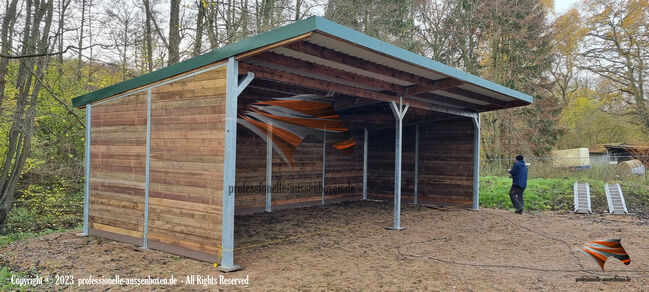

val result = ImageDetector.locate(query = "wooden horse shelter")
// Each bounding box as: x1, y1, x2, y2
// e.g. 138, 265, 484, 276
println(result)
72, 16, 533, 271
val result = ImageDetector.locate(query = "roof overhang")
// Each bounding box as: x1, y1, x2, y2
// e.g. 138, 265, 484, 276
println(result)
72, 16, 533, 111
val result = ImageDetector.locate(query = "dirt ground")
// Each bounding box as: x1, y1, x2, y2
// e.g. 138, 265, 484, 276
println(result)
2, 200, 649, 291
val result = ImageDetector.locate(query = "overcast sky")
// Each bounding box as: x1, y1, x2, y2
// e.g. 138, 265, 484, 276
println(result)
555, 0, 580, 14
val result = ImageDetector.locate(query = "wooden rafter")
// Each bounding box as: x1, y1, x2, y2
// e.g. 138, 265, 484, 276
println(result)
416, 92, 485, 111
444, 87, 508, 107
249, 52, 406, 94
405, 78, 464, 95
239, 62, 478, 117
284, 41, 450, 90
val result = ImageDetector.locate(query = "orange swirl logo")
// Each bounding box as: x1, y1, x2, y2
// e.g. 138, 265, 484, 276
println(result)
581, 239, 631, 272
238, 94, 355, 168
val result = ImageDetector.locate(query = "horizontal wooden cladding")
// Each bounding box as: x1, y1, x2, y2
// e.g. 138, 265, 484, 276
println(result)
418, 118, 475, 201
235, 125, 363, 212
366, 118, 475, 202
148, 66, 226, 254
89, 91, 147, 240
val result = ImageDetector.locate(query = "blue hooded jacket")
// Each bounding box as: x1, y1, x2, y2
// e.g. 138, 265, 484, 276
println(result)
509, 160, 528, 189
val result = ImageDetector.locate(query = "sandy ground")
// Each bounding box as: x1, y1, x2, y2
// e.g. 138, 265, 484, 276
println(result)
2, 200, 649, 291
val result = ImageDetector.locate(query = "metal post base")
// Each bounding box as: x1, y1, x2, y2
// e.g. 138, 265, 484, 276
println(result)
385, 226, 405, 231
217, 264, 244, 272
138, 246, 149, 250
76, 232, 88, 237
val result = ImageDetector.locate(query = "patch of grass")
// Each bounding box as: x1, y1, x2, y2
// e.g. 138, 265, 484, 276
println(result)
0, 226, 79, 247
0, 267, 28, 291
480, 176, 649, 213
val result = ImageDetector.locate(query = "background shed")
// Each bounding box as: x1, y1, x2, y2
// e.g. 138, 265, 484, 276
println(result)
72, 16, 533, 271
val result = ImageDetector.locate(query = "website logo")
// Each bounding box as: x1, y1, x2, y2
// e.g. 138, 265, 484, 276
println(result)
580, 239, 631, 272
238, 94, 355, 167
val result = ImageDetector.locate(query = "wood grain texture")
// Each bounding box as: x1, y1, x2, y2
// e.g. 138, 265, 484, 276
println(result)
89, 92, 147, 239
148, 66, 227, 250
367, 118, 475, 206
234, 121, 363, 213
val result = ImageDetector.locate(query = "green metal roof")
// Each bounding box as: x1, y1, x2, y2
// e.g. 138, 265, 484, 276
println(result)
72, 16, 533, 108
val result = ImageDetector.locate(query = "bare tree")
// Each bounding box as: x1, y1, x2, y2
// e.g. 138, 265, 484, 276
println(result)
168, 0, 181, 64
579, 0, 649, 133
0, 0, 55, 228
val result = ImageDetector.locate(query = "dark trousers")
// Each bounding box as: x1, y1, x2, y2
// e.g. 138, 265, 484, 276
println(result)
509, 185, 525, 210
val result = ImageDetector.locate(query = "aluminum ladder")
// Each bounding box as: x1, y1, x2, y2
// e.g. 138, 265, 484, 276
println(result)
605, 183, 628, 215
573, 182, 591, 213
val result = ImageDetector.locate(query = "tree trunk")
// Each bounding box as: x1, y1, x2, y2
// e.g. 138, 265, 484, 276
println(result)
192, 0, 206, 56
143, 0, 154, 71
168, 0, 181, 65
0, 0, 54, 229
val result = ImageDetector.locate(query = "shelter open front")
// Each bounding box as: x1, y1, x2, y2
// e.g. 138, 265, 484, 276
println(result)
71, 16, 532, 271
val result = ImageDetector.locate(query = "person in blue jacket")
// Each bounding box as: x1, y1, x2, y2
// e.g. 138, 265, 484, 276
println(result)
508, 154, 528, 214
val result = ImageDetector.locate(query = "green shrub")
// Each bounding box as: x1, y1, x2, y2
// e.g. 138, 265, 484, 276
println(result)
3, 180, 82, 234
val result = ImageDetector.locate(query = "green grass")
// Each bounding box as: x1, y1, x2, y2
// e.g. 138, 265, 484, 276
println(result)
0, 267, 30, 291
0, 226, 79, 247
480, 176, 649, 213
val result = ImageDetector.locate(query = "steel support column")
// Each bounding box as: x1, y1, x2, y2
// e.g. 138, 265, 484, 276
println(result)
362, 128, 368, 200
414, 124, 419, 205
265, 122, 272, 212
388, 97, 409, 230
141, 88, 152, 248
321, 129, 326, 205
79, 104, 92, 236
471, 115, 480, 210
220, 57, 254, 272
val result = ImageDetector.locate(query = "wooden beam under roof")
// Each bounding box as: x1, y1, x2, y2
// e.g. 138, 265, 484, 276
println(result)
405, 78, 464, 95
239, 62, 478, 118
416, 92, 485, 111
249, 52, 406, 94
284, 41, 454, 90
443, 87, 508, 107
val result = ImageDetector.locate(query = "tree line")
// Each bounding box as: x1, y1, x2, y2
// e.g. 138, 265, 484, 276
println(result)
0, 0, 647, 228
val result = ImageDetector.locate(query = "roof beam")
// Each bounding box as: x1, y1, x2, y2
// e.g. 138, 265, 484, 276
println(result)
444, 87, 508, 107
284, 41, 449, 90
239, 62, 478, 118
249, 52, 406, 94
415, 92, 485, 111
405, 78, 464, 95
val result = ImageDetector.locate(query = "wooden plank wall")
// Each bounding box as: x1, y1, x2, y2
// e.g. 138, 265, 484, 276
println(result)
234, 127, 364, 213
147, 66, 226, 255
89, 92, 147, 241
367, 118, 474, 206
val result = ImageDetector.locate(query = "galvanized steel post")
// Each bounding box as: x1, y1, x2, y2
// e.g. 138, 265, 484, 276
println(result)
472, 115, 480, 210
362, 128, 368, 200
81, 104, 92, 236
389, 97, 409, 230
220, 57, 253, 272
321, 128, 326, 205
414, 124, 419, 205
142, 88, 152, 248
265, 122, 272, 212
